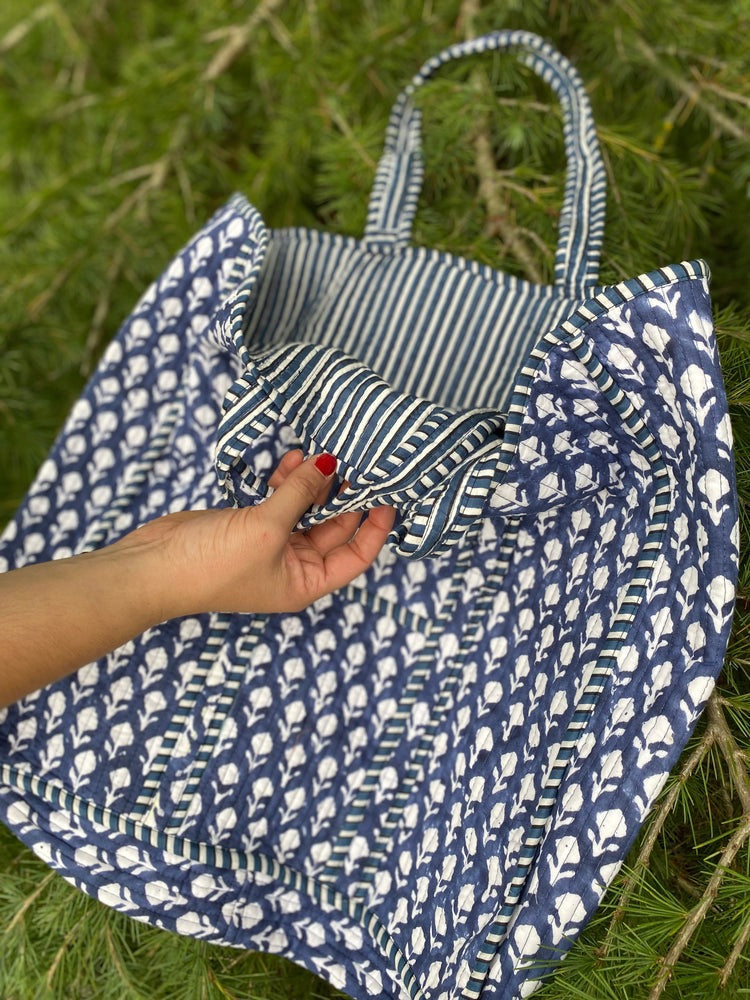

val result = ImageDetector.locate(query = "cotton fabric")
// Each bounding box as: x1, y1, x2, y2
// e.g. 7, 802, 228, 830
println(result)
0, 31, 738, 1000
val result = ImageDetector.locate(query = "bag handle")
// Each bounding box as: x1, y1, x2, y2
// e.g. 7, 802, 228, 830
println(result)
364, 30, 606, 295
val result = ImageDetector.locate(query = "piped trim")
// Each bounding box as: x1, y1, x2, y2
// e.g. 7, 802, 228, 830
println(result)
462, 263, 706, 996
0, 760, 425, 1000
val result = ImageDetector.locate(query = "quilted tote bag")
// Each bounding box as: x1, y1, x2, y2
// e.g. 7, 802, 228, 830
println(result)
0, 29, 739, 1000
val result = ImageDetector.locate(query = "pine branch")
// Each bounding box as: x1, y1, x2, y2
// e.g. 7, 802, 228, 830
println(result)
323, 97, 378, 171
104, 924, 140, 997
82, 245, 126, 376
720, 910, 750, 988
202, 0, 287, 83
104, 121, 187, 230
707, 694, 750, 815
45, 2, 86, 61
634, 37, 750, 143
0, 4, 54, 54
48, 93, 100, 121
600, 725, 716, 955
601, 691, 750, 986
46, 912, 88, 991
306, 0, 320, 45
5, 871, 56, 934
647, 812, 750, 999
690, 66, 750, 111
0, 2, 87, 92
175, 157, 197, 227
472, 129, 546, 282
455, 0, 481, 37
646, 692, 750, 998
27, 249, 88, 321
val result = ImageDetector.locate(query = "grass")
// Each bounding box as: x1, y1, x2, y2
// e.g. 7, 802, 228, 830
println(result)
0, 0, 749, 997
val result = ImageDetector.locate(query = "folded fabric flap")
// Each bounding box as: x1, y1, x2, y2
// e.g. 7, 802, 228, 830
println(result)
214, 339, 508, 558
213, 332, 649, 559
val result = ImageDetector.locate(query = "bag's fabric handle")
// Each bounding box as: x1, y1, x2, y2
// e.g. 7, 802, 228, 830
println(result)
364, 30, 606, 295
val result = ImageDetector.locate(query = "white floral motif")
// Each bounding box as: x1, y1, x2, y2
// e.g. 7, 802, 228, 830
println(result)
0, 177, 738, 1000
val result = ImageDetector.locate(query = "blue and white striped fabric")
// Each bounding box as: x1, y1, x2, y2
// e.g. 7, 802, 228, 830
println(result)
0, 30, 738, 1000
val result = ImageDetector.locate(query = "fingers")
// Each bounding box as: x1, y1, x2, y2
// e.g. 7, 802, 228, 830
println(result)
265, 452, 398, 595
267, 449, 359, 527
311, 504, 397, 593
262, 452, 339, 531
268, 449, 335, 506
267, 448, 304, 489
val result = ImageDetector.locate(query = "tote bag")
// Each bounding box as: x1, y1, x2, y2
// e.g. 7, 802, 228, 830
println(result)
0, 30, 738, 1000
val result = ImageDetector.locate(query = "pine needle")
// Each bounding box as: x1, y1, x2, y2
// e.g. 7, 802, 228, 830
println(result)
1, 1, 749, 997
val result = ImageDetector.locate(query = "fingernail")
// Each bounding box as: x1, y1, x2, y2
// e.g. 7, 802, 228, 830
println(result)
314, 453, 337, 477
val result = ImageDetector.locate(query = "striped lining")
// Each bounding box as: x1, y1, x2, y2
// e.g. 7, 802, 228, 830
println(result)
241, 233, 584, 418
235, 32, 606, 425
216, 340, 506, 558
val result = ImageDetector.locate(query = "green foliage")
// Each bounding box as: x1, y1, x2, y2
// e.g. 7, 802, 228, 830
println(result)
0, 843, 344, 999
1, 0, 749, 997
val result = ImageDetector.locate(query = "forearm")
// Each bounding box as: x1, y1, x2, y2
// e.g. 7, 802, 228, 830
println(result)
0, 538, 169, 709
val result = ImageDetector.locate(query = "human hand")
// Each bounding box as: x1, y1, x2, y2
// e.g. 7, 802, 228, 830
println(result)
0, 450, 396, 708
117, 449, 397, 618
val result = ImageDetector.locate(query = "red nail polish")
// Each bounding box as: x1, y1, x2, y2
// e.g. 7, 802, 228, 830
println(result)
314, 453, 337, 477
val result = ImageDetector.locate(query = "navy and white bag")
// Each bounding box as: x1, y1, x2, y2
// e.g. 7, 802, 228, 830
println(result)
0, 30, 738, 1000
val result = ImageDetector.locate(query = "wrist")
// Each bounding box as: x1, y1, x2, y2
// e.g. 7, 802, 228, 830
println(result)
111, 510, 224, 621
108, 526, 180, 625
0, 534, 177, 708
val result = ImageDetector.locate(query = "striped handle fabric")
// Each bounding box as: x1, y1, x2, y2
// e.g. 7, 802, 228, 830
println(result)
215, 340, 507, 559
364, 30, 607, 296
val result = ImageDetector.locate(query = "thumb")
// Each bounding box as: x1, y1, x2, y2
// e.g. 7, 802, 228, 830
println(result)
262, 452, 337, 530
